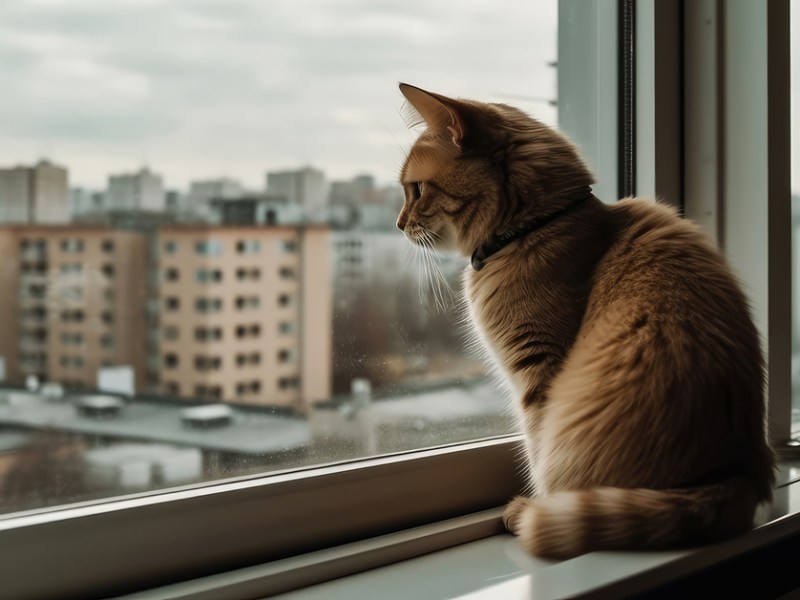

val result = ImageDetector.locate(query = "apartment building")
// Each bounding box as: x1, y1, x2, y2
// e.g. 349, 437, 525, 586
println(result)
266, 167, 327, 217
107, 168, 165, 212
0, 226, 148, 390
0, 160, 70, 224
156, 225, 331, 413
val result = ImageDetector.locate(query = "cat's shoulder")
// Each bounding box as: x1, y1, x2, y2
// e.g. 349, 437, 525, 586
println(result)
609, 197, 705, 243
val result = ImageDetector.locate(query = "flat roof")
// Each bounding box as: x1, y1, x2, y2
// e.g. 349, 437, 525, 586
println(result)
0, 392, 310, 455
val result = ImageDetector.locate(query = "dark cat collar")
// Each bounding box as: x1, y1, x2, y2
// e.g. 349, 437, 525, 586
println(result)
470, 187, 594, 272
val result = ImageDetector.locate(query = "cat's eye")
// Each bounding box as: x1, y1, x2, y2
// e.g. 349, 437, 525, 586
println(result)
411, 181, 424, 200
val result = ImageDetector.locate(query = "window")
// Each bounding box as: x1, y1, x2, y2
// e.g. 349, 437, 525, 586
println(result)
194, 356, 222, 371
195, 239, 223, 256
278, 293, 292, 307
101, 239, 115, 253
277, 376, 299, 390
60, 263, 83, 275
59, 238, 84, 252
196, 268, 223, 283
101, 264, 115, 278
164, 268, 180, 282
236, 239, 261, 254
278, 348, 296, 363
195, 297, 223, 313
6, 4, 796, 599
280, 239, 297, 253
163, 326, 179, 341
235, 295, 260, 310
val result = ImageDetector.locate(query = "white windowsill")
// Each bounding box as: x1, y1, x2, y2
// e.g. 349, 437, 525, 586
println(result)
118, 468, 800, 600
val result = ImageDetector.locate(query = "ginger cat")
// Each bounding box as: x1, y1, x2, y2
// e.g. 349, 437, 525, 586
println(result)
396, 83, 774, 559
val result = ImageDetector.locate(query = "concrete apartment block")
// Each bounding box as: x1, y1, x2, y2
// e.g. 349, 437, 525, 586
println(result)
157, 225, 331, 412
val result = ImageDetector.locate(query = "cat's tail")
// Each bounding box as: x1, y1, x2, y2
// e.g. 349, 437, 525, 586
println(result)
505, 480, 762, 559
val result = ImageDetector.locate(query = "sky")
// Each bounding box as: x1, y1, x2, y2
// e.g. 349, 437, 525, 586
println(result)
0, 0, 559, 190
0, 1, 796, 194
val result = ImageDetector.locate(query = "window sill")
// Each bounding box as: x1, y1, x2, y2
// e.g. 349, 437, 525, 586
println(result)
117, 464, 800, 599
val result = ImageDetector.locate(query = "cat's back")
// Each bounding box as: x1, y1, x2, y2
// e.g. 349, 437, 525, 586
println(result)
589, 198, 754, 334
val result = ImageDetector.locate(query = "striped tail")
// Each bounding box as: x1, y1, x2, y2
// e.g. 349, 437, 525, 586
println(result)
503, 480, 761, 559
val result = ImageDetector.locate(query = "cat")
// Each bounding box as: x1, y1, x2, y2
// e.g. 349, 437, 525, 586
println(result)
395, 83, 775, 559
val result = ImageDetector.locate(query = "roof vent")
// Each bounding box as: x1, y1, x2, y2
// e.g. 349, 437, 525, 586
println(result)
76, 395, 124, 419
181, 404, 233, 429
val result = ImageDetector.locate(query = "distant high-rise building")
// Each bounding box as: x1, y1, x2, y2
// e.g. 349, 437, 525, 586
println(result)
107, 168, 165, 212
0, 161, 69, 224
186, 178, 245, 220
156, 225, 332, 412
266, 167, 327, 218
70, 188, 105, 217
0, 226, 149, 390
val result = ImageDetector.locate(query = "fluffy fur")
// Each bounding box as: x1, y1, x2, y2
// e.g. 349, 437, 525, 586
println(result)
395, 83, 775, 559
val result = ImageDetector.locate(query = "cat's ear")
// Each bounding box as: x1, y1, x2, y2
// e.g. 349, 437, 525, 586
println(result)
399, 83, 464, 148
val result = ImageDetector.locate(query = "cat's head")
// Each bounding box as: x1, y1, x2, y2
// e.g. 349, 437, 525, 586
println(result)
396, 84, 594, 255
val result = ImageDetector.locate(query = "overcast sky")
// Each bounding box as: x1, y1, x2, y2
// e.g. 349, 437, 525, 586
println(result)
0, 1, 797, 194
0, 0, 558, 190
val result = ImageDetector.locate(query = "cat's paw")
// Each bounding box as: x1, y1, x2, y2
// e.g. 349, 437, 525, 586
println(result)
502, 496, 530, 535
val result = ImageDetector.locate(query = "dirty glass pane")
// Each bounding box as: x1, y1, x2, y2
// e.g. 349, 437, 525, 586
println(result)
0, 0, 559, 513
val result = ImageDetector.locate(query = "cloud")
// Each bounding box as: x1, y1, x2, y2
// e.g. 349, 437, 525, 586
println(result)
0, 0, 559, 188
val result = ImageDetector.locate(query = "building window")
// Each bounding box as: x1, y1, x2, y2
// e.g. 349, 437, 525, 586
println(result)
195, 385, 222, 400
279, 266, 296, 279
60, 238, 84, 253
280, 239, 297, 253
235, 267, 262, 281
101, 264, 115, 278
195, 297, 223, 312
235, 296, 260, 310
279, 321, 295, 335
163, 326, 179, 341
277, 349, 296, 363
164, 382, 180, 396
277, 376, 299, 390
101, 239, 115, 253
278, 293, 291, 307
236, 240, 261, 254
164, 240, 177, 254
101, 311, 113, 325
234, 324, 261, 339
197, 269, 223, 283
164, 353, 179, 368
60, 309, 85, 323
60, 333, 84, 346
59, 263, 83, 275
165, 268, 180, 282
165, 297, 180, 311
195, 240, 223, 256
236, 352, 261, 367
194, 356, 222, 371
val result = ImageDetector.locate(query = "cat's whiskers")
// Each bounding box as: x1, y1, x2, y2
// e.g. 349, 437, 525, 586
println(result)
415, 227, 452, 313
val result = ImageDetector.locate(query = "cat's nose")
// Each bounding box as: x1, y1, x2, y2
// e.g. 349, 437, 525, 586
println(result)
396, 214, 407, 231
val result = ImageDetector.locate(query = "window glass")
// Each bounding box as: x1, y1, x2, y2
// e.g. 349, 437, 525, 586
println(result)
0, 0, 558, 514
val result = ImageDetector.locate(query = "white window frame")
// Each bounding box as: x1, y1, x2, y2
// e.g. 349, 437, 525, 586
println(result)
0, 1, 795, 597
